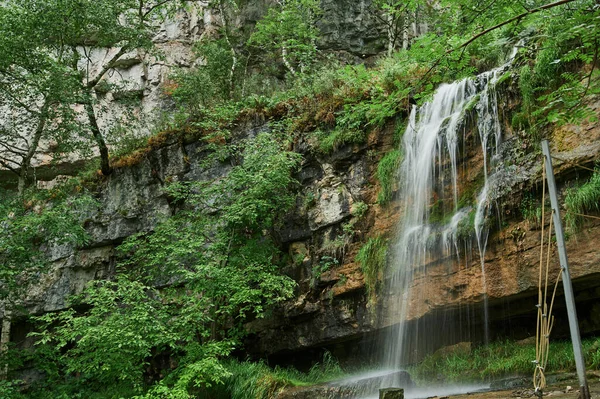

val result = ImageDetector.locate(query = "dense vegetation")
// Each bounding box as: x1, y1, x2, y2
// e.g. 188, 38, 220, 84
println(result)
0, 0, 599, 397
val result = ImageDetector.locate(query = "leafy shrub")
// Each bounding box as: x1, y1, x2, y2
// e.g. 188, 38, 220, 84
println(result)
27, 132, 300, 398
0, 188, 92, 305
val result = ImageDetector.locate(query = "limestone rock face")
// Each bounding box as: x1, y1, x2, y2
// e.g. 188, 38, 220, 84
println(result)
318, 0, 386, 57
3, 4, 600, 368
1, 0, 390, 183
26, 246, 114, 314
11, 102, 600, 362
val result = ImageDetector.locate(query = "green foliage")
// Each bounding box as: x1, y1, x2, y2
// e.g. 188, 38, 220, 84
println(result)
206, 352, 345, 399
0, 187, 92, 305
4, 1, 600, 397
410, 338, 600, 384
356, 236, 388, 303
312, 128, 365, 154
513, 3, 600, 131
590, 341, 600, 370
312, 256, 339, 286
456, 209, 476, 240
33, 278, 177, 391
249, 0, 321, 75
0, 380, 24, 399
29, 132, 300, 397
377, 150, 402, 205
170, 39, 240, 116
564, 168, 600, 231
351, 201, 369, 219
428, 199, 453, 225
520, 192, 542, 225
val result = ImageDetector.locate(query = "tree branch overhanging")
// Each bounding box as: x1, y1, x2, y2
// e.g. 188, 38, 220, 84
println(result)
453, 0, 578, 54
415, 0, 580, 95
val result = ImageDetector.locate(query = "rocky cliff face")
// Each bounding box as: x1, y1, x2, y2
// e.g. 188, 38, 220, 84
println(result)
1, 0, 386, 185
4, 3, 600, 369
243, 94, 600, 364
10, 90, 600, 368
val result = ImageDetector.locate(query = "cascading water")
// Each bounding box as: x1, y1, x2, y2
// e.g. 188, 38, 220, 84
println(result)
382, 78, 478, 377
378, 48, 519, 395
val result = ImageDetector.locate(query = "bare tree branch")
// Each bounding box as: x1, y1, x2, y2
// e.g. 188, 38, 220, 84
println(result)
86, 47, 129, 89
0, 157, 21, 175
456, 0, 578, 54
0, 141, 27, 157
0, 84, 42, 117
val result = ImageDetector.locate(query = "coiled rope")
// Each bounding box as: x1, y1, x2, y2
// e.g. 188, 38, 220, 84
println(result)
533, 164, 562, 396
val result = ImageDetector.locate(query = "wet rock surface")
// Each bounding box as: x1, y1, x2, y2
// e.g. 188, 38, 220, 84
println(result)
379, 388, 404, 399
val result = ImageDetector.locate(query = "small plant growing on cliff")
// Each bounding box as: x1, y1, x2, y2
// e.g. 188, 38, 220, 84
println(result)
564, 168, 600, 232
456, 209, 476, 241
520, 192, 542, 226
351, 201, 369, 219
312, 256, 339, 287
356, 235, 388, 304
303, 190, 317, 209
377, 150, 402, 205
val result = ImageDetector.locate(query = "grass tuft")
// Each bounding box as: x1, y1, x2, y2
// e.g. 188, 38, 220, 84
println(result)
410, 338, 600, 384
377, 150, 402, 205
564, 168, 600, 231
205, 352, 346, 399
356, 236, 388, 303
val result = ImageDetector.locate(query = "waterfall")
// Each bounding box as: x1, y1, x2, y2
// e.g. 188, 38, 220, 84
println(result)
380, 50, 518, 385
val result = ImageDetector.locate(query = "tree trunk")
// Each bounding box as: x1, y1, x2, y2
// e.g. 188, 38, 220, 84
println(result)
17, 175, 26, 196
218, 0, 238, 99
0, 314, 11, 379
84, 99, 111, 176
402, 12, 410, 50
282, 46, 297, 75
387, 12, 395, 57
18, 101, 49, 196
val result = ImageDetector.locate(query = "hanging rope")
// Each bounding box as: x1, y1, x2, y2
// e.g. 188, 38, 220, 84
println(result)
533, 163, 562, 396
549, 155, 597, 173
565, 211, 600, 221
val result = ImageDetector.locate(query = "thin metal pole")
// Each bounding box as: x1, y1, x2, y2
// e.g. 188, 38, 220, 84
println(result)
541, 140, 590, 399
